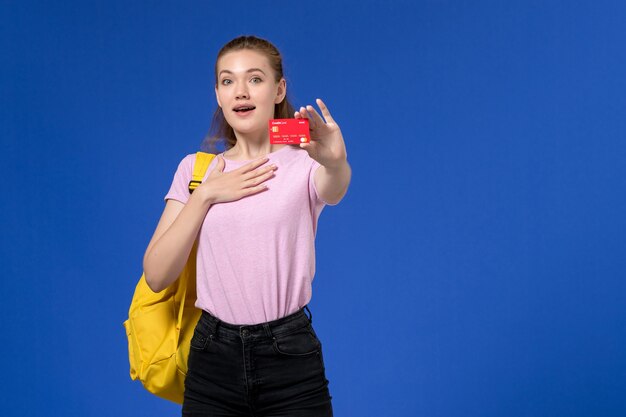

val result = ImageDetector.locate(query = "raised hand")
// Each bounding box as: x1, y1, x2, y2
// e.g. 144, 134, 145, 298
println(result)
295, 98, 347, 169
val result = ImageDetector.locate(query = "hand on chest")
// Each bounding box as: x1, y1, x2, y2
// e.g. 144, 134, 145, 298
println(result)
204, 162, 311, 231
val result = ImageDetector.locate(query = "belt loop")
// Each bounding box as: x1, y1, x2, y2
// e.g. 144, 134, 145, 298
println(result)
304, 305, 313, 323
263, 322, 274, 340
212, 316, 220, 338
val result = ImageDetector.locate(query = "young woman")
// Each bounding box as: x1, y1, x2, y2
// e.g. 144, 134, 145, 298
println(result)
143, 35, 351, 416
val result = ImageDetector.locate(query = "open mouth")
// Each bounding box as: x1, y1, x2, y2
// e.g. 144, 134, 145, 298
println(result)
233, 106, 256, 113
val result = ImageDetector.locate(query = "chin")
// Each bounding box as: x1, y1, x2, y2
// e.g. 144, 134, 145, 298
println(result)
230, 122, 266, 136
227, 115, 273, 134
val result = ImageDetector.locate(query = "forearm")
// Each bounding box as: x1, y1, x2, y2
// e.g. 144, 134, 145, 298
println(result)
143, 191, 213, 292
318, 159, 352, 204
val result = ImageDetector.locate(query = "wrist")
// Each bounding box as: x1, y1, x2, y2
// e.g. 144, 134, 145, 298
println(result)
191, 184, 215, 206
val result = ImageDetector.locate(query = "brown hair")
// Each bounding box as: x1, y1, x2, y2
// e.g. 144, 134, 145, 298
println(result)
200, 35, 295, 153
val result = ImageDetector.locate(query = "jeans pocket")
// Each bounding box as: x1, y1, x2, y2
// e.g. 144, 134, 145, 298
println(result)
189, 324, 212, 352
272, 325, 321, 356
307, 325, 327, 370
307, 324, 322, 345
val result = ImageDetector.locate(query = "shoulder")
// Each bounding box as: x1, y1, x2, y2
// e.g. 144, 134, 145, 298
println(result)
172, 153, 198, 172
181, 153, 197, 165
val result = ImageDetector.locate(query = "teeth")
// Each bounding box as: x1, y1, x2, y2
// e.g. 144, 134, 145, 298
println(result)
235, 107, 255, 112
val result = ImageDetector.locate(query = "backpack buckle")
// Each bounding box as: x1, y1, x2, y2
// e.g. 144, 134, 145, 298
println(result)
188, 180, 201, 194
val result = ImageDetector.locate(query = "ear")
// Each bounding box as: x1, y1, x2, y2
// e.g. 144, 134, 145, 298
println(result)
214, 84, 222, 108
274, 78, 287, 104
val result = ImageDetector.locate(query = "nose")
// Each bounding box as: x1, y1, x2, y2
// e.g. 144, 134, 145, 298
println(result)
235, 83, 249, 100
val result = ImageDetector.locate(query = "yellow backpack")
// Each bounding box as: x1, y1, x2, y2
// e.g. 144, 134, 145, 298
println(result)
123, 151, 215, 404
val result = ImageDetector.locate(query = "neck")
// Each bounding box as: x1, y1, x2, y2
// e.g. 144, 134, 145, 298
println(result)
226, 130, 286, 160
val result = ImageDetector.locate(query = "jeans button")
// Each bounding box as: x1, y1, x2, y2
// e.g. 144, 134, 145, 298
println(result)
242, 329, 249, 337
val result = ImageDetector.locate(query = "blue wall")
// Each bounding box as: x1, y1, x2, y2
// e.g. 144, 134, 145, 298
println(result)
2, 1, 625, 416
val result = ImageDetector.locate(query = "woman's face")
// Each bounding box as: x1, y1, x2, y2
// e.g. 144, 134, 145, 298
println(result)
215, 49, 286, 137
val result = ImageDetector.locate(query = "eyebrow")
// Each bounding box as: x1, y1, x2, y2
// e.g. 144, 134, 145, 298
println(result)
218, 68, 267, 77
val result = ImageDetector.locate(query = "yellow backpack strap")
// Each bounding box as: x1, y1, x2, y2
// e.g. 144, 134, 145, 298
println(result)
188, 152, 216, 194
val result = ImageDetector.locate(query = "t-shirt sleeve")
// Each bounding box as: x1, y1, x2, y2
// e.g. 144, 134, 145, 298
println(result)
308, 157, 339, 208
164, 154, 196, 204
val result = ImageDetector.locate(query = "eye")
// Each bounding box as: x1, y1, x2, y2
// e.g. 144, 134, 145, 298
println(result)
221, 79, 232, 86
250, 77, 262, 84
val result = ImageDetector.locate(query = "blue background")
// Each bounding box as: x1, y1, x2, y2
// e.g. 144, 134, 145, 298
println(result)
2, 1, 625, 416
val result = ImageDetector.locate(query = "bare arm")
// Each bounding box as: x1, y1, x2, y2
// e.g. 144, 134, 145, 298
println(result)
143, 192, 212, 292
294, 98, 351, 205
315, 159, 351, 205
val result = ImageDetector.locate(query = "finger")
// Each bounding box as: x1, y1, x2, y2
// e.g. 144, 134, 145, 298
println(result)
294, 110, 302, 119
316, 98, 335, 124
210, 155, 225, 175
242, 162, 277, 181
239, 157, 270, 173
299, 106, 318, 132
305, 104, 326, 127
245, 168, 275, 187
249, 183, 269, 194
215, 155, 225, 172
239, 183, 269, 199
299, 140, 315, 151
298, 106, 310, 121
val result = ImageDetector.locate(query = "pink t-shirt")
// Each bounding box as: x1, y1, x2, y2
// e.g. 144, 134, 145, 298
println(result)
164, 144, 336, 325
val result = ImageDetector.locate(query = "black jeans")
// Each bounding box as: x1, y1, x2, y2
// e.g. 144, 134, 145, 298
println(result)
182, 305, 334, 416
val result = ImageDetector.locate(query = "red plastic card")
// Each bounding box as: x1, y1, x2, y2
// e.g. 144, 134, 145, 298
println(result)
269, 119, 310, 144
